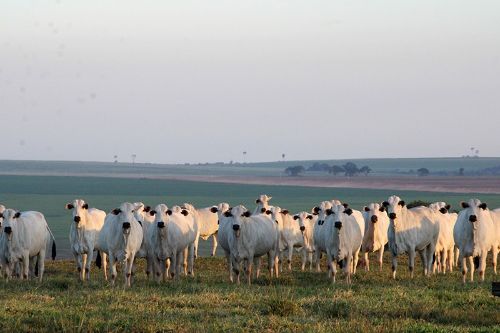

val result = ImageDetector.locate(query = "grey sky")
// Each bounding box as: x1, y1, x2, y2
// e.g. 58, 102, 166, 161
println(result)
1, 1, 499, 164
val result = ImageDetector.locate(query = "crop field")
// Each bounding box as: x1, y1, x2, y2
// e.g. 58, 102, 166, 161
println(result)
2, 175, 500, 258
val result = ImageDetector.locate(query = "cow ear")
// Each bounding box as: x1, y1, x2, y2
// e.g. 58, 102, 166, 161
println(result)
255, 199, 260, 204
398, 201, 406, 207
282, 210, 289, 215
166, 210, 173, 216
439, 208, 447, 214
82, 203, 89, 210
342, 203, 349, 208
293, 215, 299, 220
242, 211, 251, 218
224, 211, 233, 217
144, 206, 151, 213
325, 209, 333, 216
445, 204, 451, 211
382, 201, 390, 208
265, 210, 272, 215
149, 210, 156, 216
14, 212, 21, 218
344, 208, 353, 216
363, 206, 370, 212
210, 207, 218, 213
112, 208, 121, 215
260, 208, 266, 213
379, 206, 386, 212
181, 209, 189, 216
461, 202, 470, 209
65, 203, 74, 210
313, 206, 320, 214
479, 203, 487, 210
307, 215, 313, 220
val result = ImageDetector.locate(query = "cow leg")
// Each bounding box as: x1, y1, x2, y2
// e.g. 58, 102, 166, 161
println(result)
344, 255, 352, 284
454, 247, 460, 267
193, 235, 200, 260
124, 256, 134, 288
418, 250, 427, 276
169, 252, 177, 280
492, 246, 498, 275
364, 252, 370, 272
267, 253, 274, 279
246, 258, 253, 285
441, 249, 448, 275
76, 254, 84, 281
254, 257, 261, 279
109, 255, 117, 286
37, 250, 45, 282
426, 244, 435, 277
479, 253, 487, 282
391, 254, 398, 280
22, 252, 30, 280
81, 253, 88, 281
315, 246, 321, 272
211, 234, 218, 257
460, 254, 468, 284
102, 252, 108, 281
308, 251, 313, 271
188, 243, 195, 277
377, 248, 384, 271
146, 252, 154, 280
86, 249, 94, 281
301, 248, 307, 272
468, 256, 475, 282
408, 249, 416, 279
224, 251, 233, 283
182, 248, 188, 276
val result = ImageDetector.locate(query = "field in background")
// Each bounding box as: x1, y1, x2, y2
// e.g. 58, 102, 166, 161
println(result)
0, 257, 498, 332
1, 175, 500, 258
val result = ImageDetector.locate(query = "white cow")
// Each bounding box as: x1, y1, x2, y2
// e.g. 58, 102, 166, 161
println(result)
294, 211, 316, 271
429, 202, 456, 274
324, 204, 364, 283
217, 204, 243, 282
385, 195, 440, 279
149, 204, 198, 281
313, 200, 342, 272
253, 194, 273, 215
183, 202, 228, 257
361, 203, 389, 271
270, 207, 303, 271
97, 202, 143, 287
227, 205, 279, 285
0, 204, 4, 271
133, 202, 156, 279
0, 209, 56, 281
454, 199, 500, 283
66, 199, 107, 281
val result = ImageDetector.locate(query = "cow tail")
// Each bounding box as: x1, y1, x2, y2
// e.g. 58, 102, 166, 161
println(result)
473, 256, 480, 269
46, 223, 57, 260
96, 251, 102, 269
35, 258, 39, 277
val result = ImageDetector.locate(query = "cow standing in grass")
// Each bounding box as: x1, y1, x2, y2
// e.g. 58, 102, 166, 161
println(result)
183, 202, 229, 258
385, 195, 440, 279
227, 205, 279, 285
0, 209, 56, 281
313, 200, 341, 272
66, 199, 107, 281
133, 202, 156, 279
429, 202, 456, 274
324, 204, 364, 283
217, 204, 242, 282
149, 204, 198, 282
454, 199, 500, 283
97, 202, 143, 287
294, 211, 316, 271
361, 203, 389, 272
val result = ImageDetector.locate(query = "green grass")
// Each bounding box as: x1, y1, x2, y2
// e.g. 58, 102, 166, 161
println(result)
1, 175, 500, 258
0, 256, 498, 332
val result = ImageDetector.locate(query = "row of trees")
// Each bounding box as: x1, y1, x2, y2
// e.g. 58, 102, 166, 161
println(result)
285, 162, 372, 177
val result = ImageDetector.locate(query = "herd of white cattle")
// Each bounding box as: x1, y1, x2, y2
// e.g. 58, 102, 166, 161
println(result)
0, 194, 499, 287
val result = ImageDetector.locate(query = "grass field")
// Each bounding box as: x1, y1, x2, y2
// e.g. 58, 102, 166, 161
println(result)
2, 175, 500, 258
0, 256, 498, 332
0, 174, 499, 332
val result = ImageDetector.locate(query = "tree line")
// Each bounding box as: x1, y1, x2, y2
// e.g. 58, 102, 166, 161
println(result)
285, 162, 372, 177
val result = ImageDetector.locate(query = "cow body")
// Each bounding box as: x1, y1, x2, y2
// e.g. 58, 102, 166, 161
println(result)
133, 202, 156, 279
386, 196, 440, 279
97, 202, 143, 287
295, 211, 316, 271
66, 199, 107, 281
429, 202, 456, 274
361, 203, 389, 271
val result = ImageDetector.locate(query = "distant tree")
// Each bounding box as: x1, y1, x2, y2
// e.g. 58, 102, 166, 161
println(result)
407, 200, 431, 209
343, 162, 359, 177
458, 167, 464, 176
285, 165, 305, 176
329, 165, 345, 175
307, 162, 331, 172
417, 168, 430, 177
359, 166, 372, 176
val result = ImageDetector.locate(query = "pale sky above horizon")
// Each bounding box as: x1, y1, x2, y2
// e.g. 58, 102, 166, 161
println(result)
1, 1, 499, 164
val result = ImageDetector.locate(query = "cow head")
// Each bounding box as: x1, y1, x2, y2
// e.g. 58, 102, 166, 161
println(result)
65, 199, 89, 228
459, 199, 491, 257
111, 202, 138, 236
268, 206, 283, 226
230, 205, 247, 238
254, 194, 272, 214
0, 204, 5, 228
315, 200, 334, 226
1, 209, 21, 242
362, 203, 389, 253
386, 195, 406, 222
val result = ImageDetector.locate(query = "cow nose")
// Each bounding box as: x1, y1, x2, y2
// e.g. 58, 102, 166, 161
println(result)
4, 226, 12, 234
157, 221, 165, 228
371, 215, 378, 223
232, 225, 240, 231
389, 213, 397, 220
74, 216, 81, 223
122, 222, 131, 229
469, 215, 477, 223
300, 226, 305, 231
334, 221, 342, 229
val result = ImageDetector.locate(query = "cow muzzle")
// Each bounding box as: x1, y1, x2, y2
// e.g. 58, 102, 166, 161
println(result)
4, 226, 12, 235
389, 213, 397, 220
300, 226, 305, 232
469, 215, 477, 223
74, 216, 81, 223
334, 221, 342, 229
371, 215, 378, 223
122, 222, 131, 230
157, 221, 165, 228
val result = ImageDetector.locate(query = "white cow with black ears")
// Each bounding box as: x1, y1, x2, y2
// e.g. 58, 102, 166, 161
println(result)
361, 203, 389, 271
65, 199, 107, 281
97, 202, 143, 287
